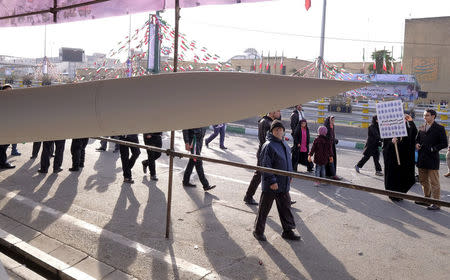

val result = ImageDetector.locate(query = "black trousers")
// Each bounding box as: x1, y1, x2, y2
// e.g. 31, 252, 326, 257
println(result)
32, 142, 54, 158
143, 135, 162, 176
245, 146, 262, 199
254, 191, 296, 235
40, 140, 65, 171
292, 148, 314, 172
0, 144, 9, 165
357, 152, 382, 172
119, 135, 140, 179
71, 138, 89, 168
183, 138, 209, 187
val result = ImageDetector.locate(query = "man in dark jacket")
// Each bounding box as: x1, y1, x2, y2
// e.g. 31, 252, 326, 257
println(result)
0, 84, 15, 169
415, 109, 448, 210
253, 120, 300, 242
355, 115, 383, 176
182, 127, 215, 191
119, 134, 141, 184
69, 138, 89, 172
244, 111, 280, 205
290, 104, 305, 132
142, 132, 163, 181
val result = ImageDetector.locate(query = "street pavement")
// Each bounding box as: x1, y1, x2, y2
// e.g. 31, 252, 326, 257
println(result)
0, 131, 449, 280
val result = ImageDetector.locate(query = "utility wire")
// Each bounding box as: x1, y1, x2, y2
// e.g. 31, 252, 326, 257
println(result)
186, 21, 450, 48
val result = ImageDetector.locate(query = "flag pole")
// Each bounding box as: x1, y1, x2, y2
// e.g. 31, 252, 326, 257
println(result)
318, 0, 327, 79
166, 0, 180, 239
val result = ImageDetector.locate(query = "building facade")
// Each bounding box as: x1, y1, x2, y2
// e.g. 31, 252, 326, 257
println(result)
403, 16, 450, 102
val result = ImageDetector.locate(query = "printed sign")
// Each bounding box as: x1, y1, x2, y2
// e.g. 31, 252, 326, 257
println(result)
376, 100, 407, 139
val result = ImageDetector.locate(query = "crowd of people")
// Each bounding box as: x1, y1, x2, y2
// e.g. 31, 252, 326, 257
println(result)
1, 83, 449, 242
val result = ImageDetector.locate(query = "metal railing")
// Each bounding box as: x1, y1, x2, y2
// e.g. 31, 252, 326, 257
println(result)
96, 136, 450, 238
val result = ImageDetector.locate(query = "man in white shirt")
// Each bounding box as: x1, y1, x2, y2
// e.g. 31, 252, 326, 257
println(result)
290, 104, 306, 132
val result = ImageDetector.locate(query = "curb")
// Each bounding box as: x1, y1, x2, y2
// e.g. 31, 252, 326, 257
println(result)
222, 124, 448, 162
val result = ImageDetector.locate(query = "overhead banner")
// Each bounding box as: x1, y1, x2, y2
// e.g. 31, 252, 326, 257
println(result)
376, 100, 407, 139
346, 84, 418, 101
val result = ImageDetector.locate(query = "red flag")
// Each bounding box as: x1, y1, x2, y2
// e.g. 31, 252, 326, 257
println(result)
400, 61, 403, 73
305, 0, 311, 11
259, 51, 263, 71
391, 63, 394, 73
373, 61, 376, 70
382, 56, 387, 71
280, 52, 284, 70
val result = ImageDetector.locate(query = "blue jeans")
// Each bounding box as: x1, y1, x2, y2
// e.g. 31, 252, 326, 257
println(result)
315, 164, 326, 178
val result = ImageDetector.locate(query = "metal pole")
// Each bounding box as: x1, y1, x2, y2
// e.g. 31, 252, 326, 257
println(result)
318, 0, 327, 79
154, 11, 161, 74
166, 0, 180, 239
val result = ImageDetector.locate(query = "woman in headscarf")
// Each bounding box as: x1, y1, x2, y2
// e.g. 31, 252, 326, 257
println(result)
291, 119, 314, 172
382, 114, 417, 201
324, 116, 340, 180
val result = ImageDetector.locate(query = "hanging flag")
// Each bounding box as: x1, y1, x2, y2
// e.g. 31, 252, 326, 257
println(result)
305, 0, 311, 11
273, 51, 277, 72
280, 51, 284, 71
259, 51, 263, 71
266, 51, 270, 72
382, 54, 387, 72
391, 62, 394, 73
400, 61, 403, 73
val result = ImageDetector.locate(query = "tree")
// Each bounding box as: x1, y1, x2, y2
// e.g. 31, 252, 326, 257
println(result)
244, 48, 259, 59
368, 50, 395, 74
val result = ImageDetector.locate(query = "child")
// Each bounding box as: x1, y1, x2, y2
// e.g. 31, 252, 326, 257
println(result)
308, 126, 334, 186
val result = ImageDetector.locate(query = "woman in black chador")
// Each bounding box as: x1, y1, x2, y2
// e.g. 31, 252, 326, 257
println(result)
382, 114, 417, 201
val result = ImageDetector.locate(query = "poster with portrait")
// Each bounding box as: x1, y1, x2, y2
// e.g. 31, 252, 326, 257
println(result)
376, 100, 407, 139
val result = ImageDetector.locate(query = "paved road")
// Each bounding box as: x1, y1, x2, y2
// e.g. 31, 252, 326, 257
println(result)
0, 131, 449, 279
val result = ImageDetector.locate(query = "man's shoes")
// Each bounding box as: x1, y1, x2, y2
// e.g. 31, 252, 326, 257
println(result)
50, 154, 55, 157
252, 231, 267, 241
331, 175, 341, 180
203, 185, 216, 191
354, 165, 360, 173
37, 169, 48, 173
124, 178, 134, 184
389, 196, 403, 202
415, 201, 431, 207
30, 155, 37, 159
375, 171, 383, 176
427, 204, 440, 211
444, 172, 450, 177
0, 163, 15, 169
290, 200, 297, 205
244, 196, 259, 205
183, 182, 196, 187
69, 167, 79, 172
96, 147, 106, 152
142, 161, 148, 173
11, 151, 21, 156
220, 146, 227, 150
205, 141, 209, 148
150, 175, 159, 181
79, 163, 84, 168
53, 168, 63, 174
281, 230, 301, 241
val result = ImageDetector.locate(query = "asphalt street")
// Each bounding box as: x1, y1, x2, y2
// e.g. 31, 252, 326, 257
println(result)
0, 131, 448, 280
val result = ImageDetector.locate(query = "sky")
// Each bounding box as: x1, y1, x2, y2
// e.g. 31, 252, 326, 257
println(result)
0, 0, 449, 63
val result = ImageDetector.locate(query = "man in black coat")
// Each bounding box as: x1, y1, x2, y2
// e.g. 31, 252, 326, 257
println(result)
0, 85, 15, 169
415, 109, 448, 210
243, 111, 279, 205
182, 128, 215, 191
119, 134, 141, 184
69, 138, 89, 171
290, 104, 306, 132
355, 115, 383, 176
38, 140, 66, 174
253, 120, 300, 242
142, 132, 163, 181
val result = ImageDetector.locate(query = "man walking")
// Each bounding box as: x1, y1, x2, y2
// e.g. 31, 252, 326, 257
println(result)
119, 134, 141, 184
38, 140, 66, 174
182, 127, 216, 191
415, 109, 448, 210
244, 111, 279, 205
253, 120, 300, 242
